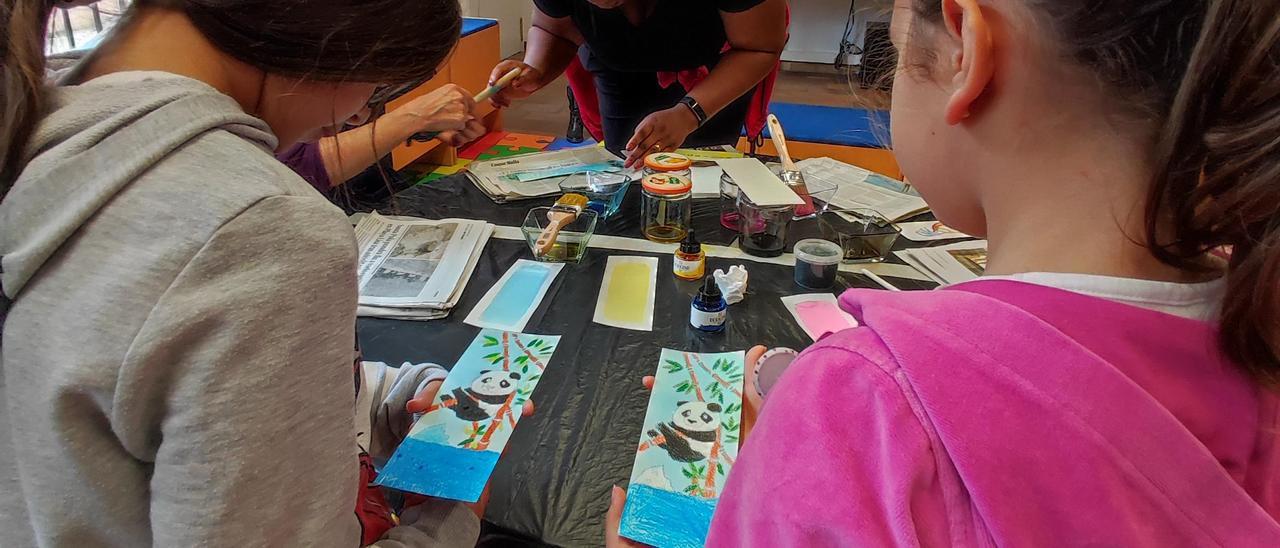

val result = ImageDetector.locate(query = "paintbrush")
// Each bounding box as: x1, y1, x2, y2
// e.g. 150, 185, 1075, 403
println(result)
766, 114, 817, 218
534, 193, 589, 257
408, 67, 525, 143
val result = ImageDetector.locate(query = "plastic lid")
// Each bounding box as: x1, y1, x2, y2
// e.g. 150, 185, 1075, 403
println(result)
793, 238, 844, 266
642, 173, 692, 196
680, 230, 701, 254
644, 152, 692, 172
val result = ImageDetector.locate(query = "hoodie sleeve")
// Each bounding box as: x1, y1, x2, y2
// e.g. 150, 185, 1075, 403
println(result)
706, 331, 954, 547
120, 195, 476, 547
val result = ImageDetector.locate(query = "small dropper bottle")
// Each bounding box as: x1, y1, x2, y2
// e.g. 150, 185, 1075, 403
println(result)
673, 230, 705, 281
690, 276, 727, 333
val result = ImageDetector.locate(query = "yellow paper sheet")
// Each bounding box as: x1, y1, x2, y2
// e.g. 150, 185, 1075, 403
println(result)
593, 256, 658, 331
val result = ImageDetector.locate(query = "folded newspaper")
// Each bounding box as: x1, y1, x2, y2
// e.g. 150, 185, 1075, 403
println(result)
467, 146, 638, 203
895, 240, 988, 285
354, 212, 493, 320
796, 157, 930, 221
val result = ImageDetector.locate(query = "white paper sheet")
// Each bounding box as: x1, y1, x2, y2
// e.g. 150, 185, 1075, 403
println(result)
716, 157, 804, 207
780, 293, 860, 341
897, 221, 972, 242
796, 157, 929, 221
690, 165, 723, 199
894, 240, 988, 284
464, 260, 564, 332
592, 256, 659, 331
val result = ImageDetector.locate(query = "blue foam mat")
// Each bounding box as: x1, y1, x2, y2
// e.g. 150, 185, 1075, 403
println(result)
462, 18, 498, 37
748, 102, 892, 149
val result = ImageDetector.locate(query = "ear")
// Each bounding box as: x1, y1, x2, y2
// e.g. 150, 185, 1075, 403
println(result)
707, 402, 722, 412
941, 0, 995, 125
677, 401, 688, 407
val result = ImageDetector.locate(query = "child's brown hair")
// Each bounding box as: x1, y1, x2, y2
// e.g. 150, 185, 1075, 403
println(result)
1, 0, 463, 192
907, 0, 1280, 383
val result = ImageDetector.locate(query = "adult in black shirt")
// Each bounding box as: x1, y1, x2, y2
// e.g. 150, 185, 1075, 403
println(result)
490, 0, 787, 167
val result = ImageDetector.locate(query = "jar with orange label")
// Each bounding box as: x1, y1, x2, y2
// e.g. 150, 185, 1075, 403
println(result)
642, 152, 693, 179
641, 172, 693, 243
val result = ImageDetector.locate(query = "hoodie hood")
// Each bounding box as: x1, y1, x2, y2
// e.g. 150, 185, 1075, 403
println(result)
0, 72, 275, 298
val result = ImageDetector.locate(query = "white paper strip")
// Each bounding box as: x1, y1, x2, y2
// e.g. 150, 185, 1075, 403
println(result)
488, 225, 932, 282
717, 157, 804, 207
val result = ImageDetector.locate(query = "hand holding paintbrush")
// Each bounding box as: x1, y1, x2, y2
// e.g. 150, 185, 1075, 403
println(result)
408, 67, 525, 143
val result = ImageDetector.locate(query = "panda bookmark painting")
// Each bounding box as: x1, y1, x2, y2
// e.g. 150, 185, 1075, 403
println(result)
620, 349, 745, 548
376, 329, 560, 502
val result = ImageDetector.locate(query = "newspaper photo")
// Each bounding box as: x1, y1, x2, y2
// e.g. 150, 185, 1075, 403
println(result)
355, 212, 492, 311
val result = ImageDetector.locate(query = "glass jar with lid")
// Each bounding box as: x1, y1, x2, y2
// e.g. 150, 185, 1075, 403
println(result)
641, 172, 693, 243
642, 152, 692, 179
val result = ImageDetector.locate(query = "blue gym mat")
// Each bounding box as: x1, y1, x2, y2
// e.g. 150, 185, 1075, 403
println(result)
749, 102, 892, 149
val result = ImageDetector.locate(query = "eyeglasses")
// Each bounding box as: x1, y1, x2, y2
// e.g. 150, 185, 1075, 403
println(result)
366, 73, 435, 111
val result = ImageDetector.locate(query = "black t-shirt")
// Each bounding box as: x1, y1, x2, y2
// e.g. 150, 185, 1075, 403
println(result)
534, 0, 767, 72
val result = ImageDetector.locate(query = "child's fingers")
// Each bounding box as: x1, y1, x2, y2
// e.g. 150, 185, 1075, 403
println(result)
521, 399, 536, 417
405, 379, 443, 414
641, 376, 655, 390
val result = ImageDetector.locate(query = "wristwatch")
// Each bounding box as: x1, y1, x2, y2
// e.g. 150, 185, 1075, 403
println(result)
679, 96, 708, 127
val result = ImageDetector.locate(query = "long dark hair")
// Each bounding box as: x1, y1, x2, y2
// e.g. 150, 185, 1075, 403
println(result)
908, 0, 1280, 384
0, 0, 462, 193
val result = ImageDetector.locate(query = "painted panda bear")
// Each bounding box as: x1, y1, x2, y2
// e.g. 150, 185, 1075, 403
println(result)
646, 400, 722, 463
441, 370, 521, 422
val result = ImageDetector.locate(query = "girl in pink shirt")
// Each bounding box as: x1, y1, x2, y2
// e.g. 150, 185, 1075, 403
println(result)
608, 0, 1280, 545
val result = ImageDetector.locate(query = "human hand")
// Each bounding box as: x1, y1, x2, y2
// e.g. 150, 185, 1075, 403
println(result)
640, 343, 765, 442
387, 84, 486, 146
623, 105, 699, 169
404, 379, 535, 518
604, 485, 650, 547
489, 60, 545, 108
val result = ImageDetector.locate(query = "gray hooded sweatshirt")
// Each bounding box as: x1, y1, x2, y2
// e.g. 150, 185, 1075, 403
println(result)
0, 73, 477, 546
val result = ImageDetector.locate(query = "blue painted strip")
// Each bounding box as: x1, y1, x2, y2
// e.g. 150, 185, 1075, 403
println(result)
376, 438, 499, 502
479, 263, 552, 327
618, 484, 718, 548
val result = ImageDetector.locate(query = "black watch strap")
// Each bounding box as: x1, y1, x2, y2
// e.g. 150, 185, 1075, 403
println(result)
679, 96, 708, 127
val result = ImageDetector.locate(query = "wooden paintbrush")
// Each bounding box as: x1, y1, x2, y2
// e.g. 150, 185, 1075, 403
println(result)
767, 114, 817, 218
534, 193, 589, 257
408, 67, 525, 143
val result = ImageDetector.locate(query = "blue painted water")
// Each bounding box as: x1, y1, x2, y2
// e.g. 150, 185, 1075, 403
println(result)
619, 484, 719, 548
479, 263, 551, 327
375, 438, 499, 503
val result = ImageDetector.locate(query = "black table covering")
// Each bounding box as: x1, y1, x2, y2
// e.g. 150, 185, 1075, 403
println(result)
356, 173, 939, 546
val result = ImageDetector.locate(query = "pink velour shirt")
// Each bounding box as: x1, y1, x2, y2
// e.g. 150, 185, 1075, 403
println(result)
709, 280, 1280, 546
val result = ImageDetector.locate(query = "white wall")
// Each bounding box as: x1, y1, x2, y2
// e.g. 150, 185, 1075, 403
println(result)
783, 0, 890, 65
460, 0, 531, 58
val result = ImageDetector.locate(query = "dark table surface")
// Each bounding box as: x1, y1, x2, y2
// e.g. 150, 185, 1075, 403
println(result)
357, 172, 940, 546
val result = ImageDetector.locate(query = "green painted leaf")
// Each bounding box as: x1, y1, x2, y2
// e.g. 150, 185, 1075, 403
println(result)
681, 468, 694, 479
483, 336, 499, 347
717, 463, 725, 475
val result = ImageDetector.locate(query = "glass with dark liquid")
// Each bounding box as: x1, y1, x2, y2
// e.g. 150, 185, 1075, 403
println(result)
737, 193, 796, 258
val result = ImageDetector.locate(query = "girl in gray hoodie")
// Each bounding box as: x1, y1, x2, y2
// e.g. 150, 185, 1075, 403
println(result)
1, 1, 486, 545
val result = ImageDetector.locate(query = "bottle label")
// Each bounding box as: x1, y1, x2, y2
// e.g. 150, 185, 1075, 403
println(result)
674, 256, 704, 278
690, 307, 726, 328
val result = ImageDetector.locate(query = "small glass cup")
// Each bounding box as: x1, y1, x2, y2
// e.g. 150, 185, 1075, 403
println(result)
737, 193, 795, 258
820, 208, 900, 263
719, 171, 740, 230
559, 171, 631, 220
522, 207, 598, 263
